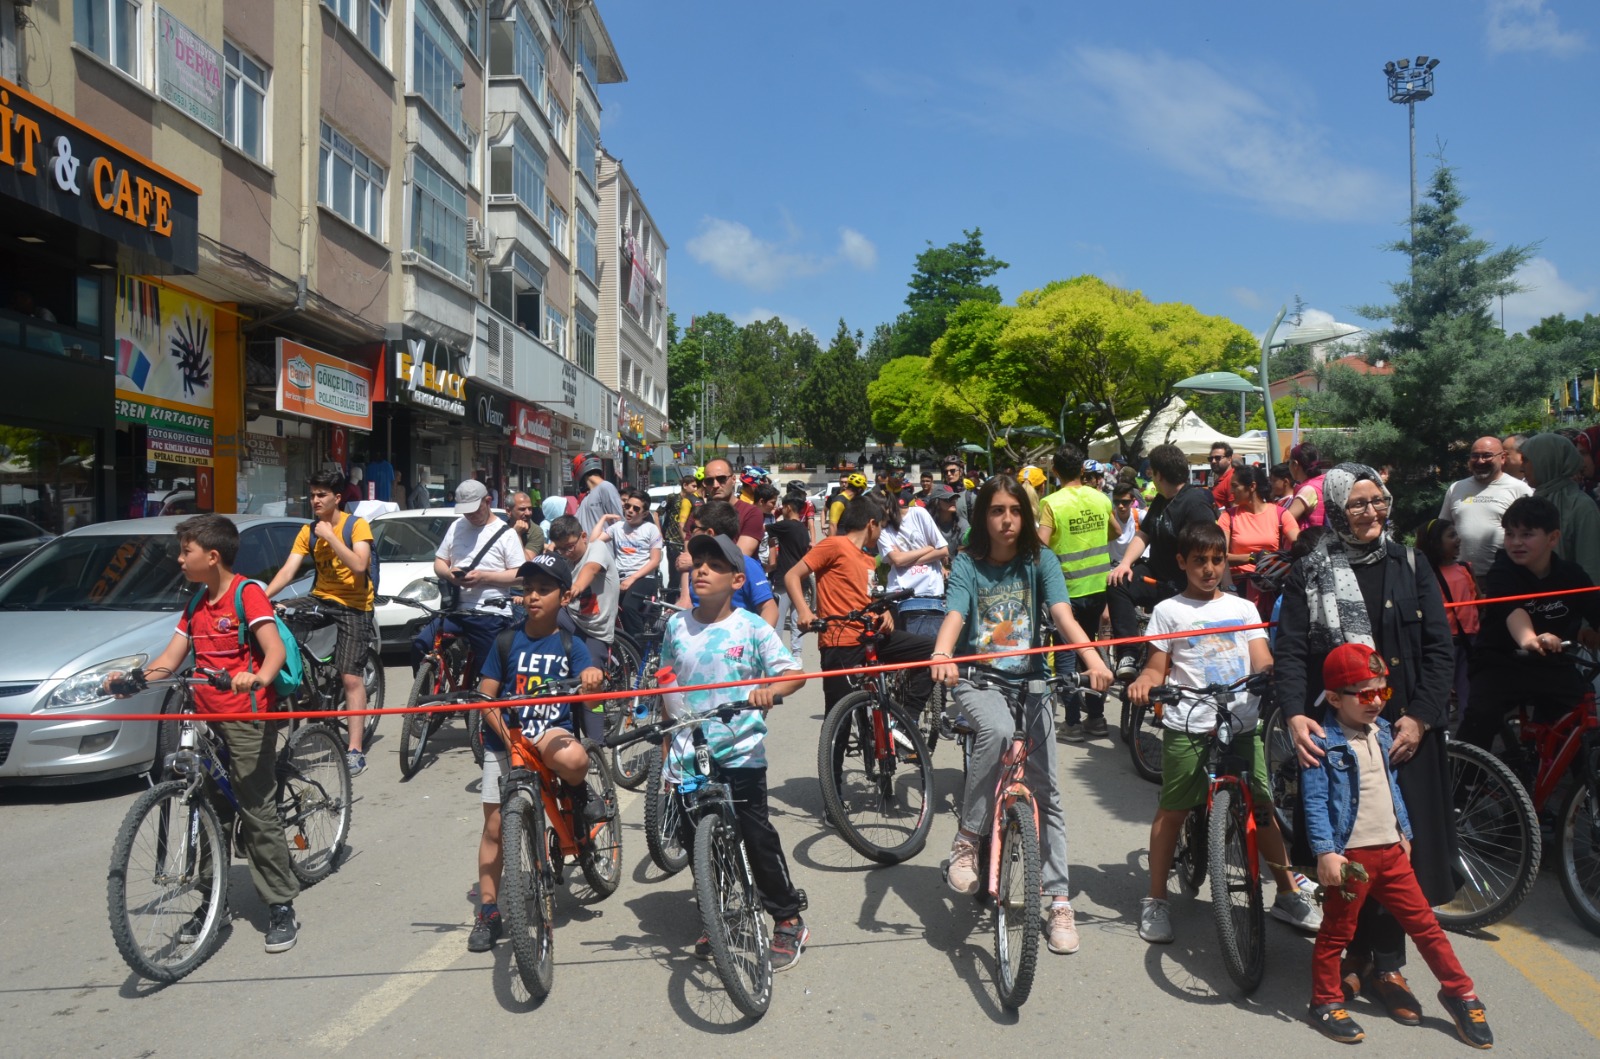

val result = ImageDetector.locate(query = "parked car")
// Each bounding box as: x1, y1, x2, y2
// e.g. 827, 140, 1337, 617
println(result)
0, 515, 352, 787
369, 508, 509, 651
0, 515, 54, 575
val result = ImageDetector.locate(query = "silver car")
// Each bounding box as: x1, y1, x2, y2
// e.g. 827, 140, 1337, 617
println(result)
0, 515, 319, 786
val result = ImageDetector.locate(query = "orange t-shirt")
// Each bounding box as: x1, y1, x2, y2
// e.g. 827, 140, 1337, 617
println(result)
802, 534, 878, 647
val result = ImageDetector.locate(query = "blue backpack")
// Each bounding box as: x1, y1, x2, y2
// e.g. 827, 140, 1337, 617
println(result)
183, 579, 305, 707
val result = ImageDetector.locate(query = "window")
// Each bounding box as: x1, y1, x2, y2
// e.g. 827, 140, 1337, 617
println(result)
516, 17, 548, 105
575, 113, 597, 187
545, 304, 566, 356
575, 17, 594, 82
465, 4, 482, 59
318, 121, 385, 238
489, 254, 543, 335
224, 43, 268, 162
546, 94, 567, 151
490, 12, 546, 106
575, 208, 596, 281
547, 199, 567, 254
489, 125, 546, 223
411, 155, 468, 279
76, 0, 141, 78
323, 0, 387, 59
575, 311, 595, 375
414, 0, 465, 135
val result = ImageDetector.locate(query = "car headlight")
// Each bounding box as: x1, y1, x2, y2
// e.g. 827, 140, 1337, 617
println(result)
398, 578, 440, 605
41, 654, 150, 711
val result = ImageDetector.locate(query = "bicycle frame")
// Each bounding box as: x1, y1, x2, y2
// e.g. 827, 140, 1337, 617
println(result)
501, 728, 596, 866
1509, 692, 1600, 813
1203, 725, 1260, 883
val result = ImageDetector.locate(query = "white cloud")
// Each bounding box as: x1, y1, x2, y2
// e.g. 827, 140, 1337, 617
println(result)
1231, 286, 1265, 310
732, 307, 811, 334
1487, 0, 1588, 57
686, 217, 877, 291
1501, 257, 1596, 334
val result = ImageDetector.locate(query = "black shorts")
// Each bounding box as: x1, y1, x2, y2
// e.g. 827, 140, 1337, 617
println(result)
321, 599, 374, 676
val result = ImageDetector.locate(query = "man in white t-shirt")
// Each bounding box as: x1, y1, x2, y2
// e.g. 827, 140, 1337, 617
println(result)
594, 493, 664, 641
411, 480, 526, 682
875, 496, 949, 639
1440, 436, 1532, 583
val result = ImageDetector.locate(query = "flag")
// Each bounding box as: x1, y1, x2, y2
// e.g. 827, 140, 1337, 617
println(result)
1591, 371, 1598, 411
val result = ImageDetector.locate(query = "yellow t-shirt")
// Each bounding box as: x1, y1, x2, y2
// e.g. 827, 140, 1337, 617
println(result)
294, 511, 375, 610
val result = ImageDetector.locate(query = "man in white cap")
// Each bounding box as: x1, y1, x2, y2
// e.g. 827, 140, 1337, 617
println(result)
410, 480, 527, 682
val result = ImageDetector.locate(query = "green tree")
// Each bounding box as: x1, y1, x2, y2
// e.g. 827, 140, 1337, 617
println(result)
669, 312, 737, 448
888, 228, 1009, 361
924, 301, 1048, 463
722, 318, 787, 448
794, 320, 872, 465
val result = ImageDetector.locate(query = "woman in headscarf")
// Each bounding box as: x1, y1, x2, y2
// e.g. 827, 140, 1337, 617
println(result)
1274, 463, 1456, 1026
1520, 432, 1600, 584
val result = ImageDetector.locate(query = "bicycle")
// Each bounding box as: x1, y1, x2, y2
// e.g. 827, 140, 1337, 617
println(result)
606, 700, 801, 1020
810, 587, 936, 864
384, 586, 514, 778
1146, 672, 1274, 993
462, 679, 621, 1001
105, 668, 352, 983
275, 600, 386, 748
945, 665, 1080, 1010
603, 593, 687, 790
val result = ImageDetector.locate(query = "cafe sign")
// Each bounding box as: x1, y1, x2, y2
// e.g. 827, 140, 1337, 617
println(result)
275, 339, 375, 429
0, 76, 200, 272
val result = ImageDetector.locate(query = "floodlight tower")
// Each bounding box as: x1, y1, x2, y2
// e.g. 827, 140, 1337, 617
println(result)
1384, 56, 1440, 254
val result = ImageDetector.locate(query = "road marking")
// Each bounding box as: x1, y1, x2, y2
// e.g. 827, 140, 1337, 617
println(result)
1492, 921, 1600, 1039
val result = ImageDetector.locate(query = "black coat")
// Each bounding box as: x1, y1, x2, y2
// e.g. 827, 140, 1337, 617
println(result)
1274, 540, 1459, 903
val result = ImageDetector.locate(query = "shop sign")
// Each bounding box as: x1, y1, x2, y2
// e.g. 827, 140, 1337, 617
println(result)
561, 362, 578, 406
148, 426, 213, 466
510, 402, 552, 454
245, 434, 285, 467
275, 338, 374, 429
0, 76, 201, 271
114, 279, 215, 426
156, 9, 224, 135
386, 335, 466, 418
114, 396, 211, 435
469, 383, 512, 435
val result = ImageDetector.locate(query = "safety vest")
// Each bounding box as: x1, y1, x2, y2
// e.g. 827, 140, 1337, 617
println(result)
1041, 484, 1113, 596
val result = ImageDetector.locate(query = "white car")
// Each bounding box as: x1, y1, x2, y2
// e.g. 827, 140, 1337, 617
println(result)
369, 508, 509, 650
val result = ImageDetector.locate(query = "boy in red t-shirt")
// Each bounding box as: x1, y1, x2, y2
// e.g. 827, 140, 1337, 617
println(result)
107, 514, 301, 954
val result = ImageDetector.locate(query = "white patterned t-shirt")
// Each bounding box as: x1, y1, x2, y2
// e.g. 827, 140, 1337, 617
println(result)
658, 607, 800, 773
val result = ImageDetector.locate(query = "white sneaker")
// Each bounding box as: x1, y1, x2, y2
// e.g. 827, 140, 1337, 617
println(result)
1139, 897, 1174, 943
1271, 889, 1324, 934
1046, 903, 1080, 954
946, 833, 980, 895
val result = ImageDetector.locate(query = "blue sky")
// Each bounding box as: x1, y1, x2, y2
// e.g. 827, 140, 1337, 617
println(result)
596, 0, 1599, 344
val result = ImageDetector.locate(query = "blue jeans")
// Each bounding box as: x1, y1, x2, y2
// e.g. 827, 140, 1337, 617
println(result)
896, 603, 947, 640
410, 611, 513, 684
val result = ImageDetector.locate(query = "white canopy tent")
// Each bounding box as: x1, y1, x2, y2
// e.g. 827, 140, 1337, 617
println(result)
1088, 398, 1268, 461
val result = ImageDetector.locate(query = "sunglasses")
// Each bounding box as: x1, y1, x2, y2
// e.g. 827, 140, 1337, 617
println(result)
705, 474, 732, 485
623, 504, 644, 513
1339, 686, 1393, 705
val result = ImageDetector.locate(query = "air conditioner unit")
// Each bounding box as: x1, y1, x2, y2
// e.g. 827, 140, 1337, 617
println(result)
466, 218, 495, 259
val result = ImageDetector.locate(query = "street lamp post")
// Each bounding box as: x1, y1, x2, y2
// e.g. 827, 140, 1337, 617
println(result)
1384, 56, 1440, 254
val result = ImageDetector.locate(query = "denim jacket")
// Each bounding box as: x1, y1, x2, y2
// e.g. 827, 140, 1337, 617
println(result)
1300, 707, 1413, 857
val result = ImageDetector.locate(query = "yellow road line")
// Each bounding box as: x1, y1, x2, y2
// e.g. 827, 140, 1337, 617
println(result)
1492, 921, 1600, 1039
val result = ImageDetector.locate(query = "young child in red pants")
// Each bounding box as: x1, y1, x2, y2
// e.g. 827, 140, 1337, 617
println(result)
1301, 642, 1494, 1049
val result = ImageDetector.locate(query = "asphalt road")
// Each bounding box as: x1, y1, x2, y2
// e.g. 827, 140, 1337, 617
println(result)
5, 648, 1600, 1057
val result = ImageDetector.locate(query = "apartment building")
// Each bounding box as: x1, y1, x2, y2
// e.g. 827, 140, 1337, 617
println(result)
597, 148, 667, 485
0, 0, 634, 532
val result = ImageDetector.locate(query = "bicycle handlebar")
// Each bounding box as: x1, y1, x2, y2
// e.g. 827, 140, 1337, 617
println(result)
107, 667, 233, 697
601, 700, 780, 750
806, 588, 915, 631
1147, 671, 1272, 705
957, 664, 1081, 691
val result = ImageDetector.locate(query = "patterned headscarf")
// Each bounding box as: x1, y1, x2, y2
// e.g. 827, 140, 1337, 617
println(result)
1299, 463, 1393, 653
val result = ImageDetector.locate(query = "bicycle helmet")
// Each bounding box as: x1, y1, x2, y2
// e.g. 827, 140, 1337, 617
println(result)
1020, 466, 1046, 489
846, 472, 868, 489
694, 466, 706, 481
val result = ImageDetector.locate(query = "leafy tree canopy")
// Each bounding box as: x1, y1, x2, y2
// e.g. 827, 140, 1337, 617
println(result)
888, 228, 1009, 361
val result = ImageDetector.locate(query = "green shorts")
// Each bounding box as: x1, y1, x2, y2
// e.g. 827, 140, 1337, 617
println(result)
1158, 727, 1272, 813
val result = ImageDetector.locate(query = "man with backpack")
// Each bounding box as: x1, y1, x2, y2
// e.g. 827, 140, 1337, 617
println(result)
265, 469, 379, 775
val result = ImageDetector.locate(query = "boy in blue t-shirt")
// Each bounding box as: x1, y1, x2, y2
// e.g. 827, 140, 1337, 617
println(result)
660, 533, 808, 969
467, 552, 605, 954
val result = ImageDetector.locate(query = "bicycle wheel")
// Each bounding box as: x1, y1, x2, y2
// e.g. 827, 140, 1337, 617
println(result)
816, 690, 935, 863
993, 799, 1042, 1010
107, 780, 231, 983
467, 707, 486, 766
399, 660, 438, 779
1261, 705, 1299, 847
579, 742, 623, 896
643, 749, 689, 874
1435, 740, 1540, 930
694, 815, 772, 1019
606, 637, 654, 790
358, 647, 385, 746
1128, 702, 1164, 784
1208, 787, 1265, 993
500, 789, 555, 1000
278, 723, 352, 886
919, 679, 945, 758
1557, 772, 1600, 937
1170, 805, 1207, 897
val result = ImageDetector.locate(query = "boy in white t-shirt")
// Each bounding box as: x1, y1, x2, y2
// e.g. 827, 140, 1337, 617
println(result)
1126, 520, 1320, 945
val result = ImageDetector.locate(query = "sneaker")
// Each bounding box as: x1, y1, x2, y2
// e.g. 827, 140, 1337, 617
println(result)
264, 903, 298, 954
937, 710, 958, 741
466, 909, 502, 953
1045, 903, 1080, 954
770, 917, 809, 972
693, 934, 712, 960
946, 833, 980, 895
1059, 723, 1087, 743
1308, 1003, 1365, 1044
1438, 991, 1494, 1049
1083, 715, 1109, 738
1290, 870, 1319, 896
566, 782, 609, 826
345, 750, 367, 777
177, 910, 206, 944
1271, 889, 1324, 934
1139, 897, 1174, 944
1115, 655, 1140, 682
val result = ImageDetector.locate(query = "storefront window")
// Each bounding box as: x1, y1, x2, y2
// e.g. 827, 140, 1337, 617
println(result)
0, 425, 97, 534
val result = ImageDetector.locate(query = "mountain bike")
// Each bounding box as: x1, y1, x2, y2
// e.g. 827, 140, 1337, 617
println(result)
1147, 672, 1274, 993
607, 700, 801, 1020
603, 593, 686, 790
946, 666, 1080, 1010
275, 600, 385, 748
810, 587, 935, 864
105, 668, 351, 983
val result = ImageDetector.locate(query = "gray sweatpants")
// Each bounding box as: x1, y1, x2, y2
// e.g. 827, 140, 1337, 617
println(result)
952, 679, 1071, 897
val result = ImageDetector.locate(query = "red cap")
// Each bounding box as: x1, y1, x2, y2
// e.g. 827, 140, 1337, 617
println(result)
1323, 643, 1388, 691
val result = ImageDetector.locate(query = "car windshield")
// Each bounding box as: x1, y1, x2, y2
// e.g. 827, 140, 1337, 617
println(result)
0, 533, 189, 611
373, 516, 459, 563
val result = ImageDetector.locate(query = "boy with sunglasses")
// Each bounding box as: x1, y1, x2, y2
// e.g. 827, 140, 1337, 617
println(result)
1302, 643, 1492, 1048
